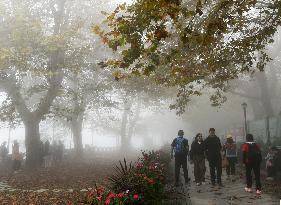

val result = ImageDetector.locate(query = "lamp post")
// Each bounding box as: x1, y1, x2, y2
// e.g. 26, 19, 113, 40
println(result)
241, 102, 248, 140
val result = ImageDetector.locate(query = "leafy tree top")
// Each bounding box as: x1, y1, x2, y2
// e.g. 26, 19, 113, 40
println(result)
94, 0, 281, 114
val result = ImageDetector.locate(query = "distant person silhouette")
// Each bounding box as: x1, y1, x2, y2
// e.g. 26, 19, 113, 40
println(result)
0, 141, 8, 163
12, 140, 21, 171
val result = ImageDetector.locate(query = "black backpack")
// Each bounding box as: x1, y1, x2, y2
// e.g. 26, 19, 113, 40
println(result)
248, 143, 262, 163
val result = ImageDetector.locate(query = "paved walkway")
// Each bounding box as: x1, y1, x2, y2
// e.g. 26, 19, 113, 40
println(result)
184, 162, 280, 205
168, 159, 279, 205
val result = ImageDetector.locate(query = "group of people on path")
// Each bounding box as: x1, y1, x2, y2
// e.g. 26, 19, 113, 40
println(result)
0, 139, 65, 171
40, 140, 64, 168
0, 140, 22, 171
171, 128, 262, 195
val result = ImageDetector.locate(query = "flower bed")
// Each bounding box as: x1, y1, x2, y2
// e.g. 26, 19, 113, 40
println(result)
70, 149, 170, 205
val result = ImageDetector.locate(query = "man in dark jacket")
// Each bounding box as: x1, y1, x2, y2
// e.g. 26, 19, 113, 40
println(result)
171, 130, 190, 186
203, 128, 223, 186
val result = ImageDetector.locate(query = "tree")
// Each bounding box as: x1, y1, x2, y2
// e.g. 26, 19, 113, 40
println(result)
51, 67, 114, 158
227, 31, 281, 119
0, 0, 96, 167
45, 0, 121, 158
94, 0, 281, 114
89, 75, 173, 152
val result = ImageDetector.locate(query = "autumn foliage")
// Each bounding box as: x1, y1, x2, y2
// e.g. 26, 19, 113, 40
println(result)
94, 0, 281, 114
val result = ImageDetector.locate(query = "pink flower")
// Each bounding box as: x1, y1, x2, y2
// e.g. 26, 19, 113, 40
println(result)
118, 193, 124, 198
104, 198, 111, 204
108, 193, 115, 198
149, 166, 155, 170
97, 187, 105, 195
96, 196, 102, 201
136, 162, 143, 168
87, 191, 94, 197
133, 194, 139, 199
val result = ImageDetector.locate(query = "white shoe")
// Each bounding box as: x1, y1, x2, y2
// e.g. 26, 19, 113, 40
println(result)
196, 182, 201, 186
266, 177, 274, 181
256, 190, 262, 195
244, 187, 252, 193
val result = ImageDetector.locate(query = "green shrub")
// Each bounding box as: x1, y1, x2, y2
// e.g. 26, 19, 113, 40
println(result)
108, 150, 169, 205
71, 149, 170, 205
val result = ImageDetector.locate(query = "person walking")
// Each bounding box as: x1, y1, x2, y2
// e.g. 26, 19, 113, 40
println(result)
242, 133, 262, 195
12, 140, 21, 171
0, 142, 8, 164
171, 130, 190, 186
223, 134, 237, 180
190, 133, 206, 186
203, 128, 223, 186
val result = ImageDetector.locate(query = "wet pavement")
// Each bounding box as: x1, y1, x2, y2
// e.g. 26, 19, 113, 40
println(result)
185, 162, 280, 205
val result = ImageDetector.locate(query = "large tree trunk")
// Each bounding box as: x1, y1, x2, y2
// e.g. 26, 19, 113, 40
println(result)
120, 98, 132, 150
0, 1, 66, 170
24, 118, 41, 168
256, 72, 274, 117
127, 100, 141, 142
70, 115, 83, 159
249, 99, 264, 120
120, 109, 129, 149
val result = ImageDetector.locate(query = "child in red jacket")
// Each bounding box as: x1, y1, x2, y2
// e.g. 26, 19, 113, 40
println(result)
242, 134, 262, 195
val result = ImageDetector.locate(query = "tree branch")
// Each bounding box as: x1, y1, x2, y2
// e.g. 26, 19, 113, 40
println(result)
34, 71, 64, 119
0, 74, 31, 122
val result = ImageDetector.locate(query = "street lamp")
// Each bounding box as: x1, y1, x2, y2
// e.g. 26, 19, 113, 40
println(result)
241, 102, 248, 139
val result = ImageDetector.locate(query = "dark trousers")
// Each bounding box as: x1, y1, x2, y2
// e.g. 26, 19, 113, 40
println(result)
226, 157, 236, 176
246, 163, 261, 190
175, 155, 189, 183
13, 160, 21, 171
209, 158, 222, 183
267, 166, 276, 177
193, 155, 206, 183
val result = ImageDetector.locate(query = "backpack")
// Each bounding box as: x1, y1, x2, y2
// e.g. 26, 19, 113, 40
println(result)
225, 143, 237, 157
248, 143, 262, 163
175, 137, 187, 155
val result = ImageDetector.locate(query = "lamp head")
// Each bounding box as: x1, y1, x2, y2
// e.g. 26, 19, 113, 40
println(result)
242, 102, 247, 109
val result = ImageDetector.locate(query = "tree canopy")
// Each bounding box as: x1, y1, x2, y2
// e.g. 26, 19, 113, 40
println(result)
94, 0, 281, 114
0, 0, 110, 166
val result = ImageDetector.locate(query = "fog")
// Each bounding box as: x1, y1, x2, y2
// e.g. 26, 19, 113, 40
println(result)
0, 0, 280, 161
0, 0, 280, 204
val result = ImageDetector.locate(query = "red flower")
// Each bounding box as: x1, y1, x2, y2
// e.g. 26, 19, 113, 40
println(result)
133, 194, 139, 199
149, 179, 155, 184
149, 166, 154, 170
87, 191, 94, 197
104, 198, 111, 204
97, 187, 105, 195
117, 193, 124, 198
96, 196, 102, 201
108, 193, 115, 198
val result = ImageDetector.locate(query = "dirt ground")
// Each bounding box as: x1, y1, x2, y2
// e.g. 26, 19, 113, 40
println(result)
0, 157, 119, 205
